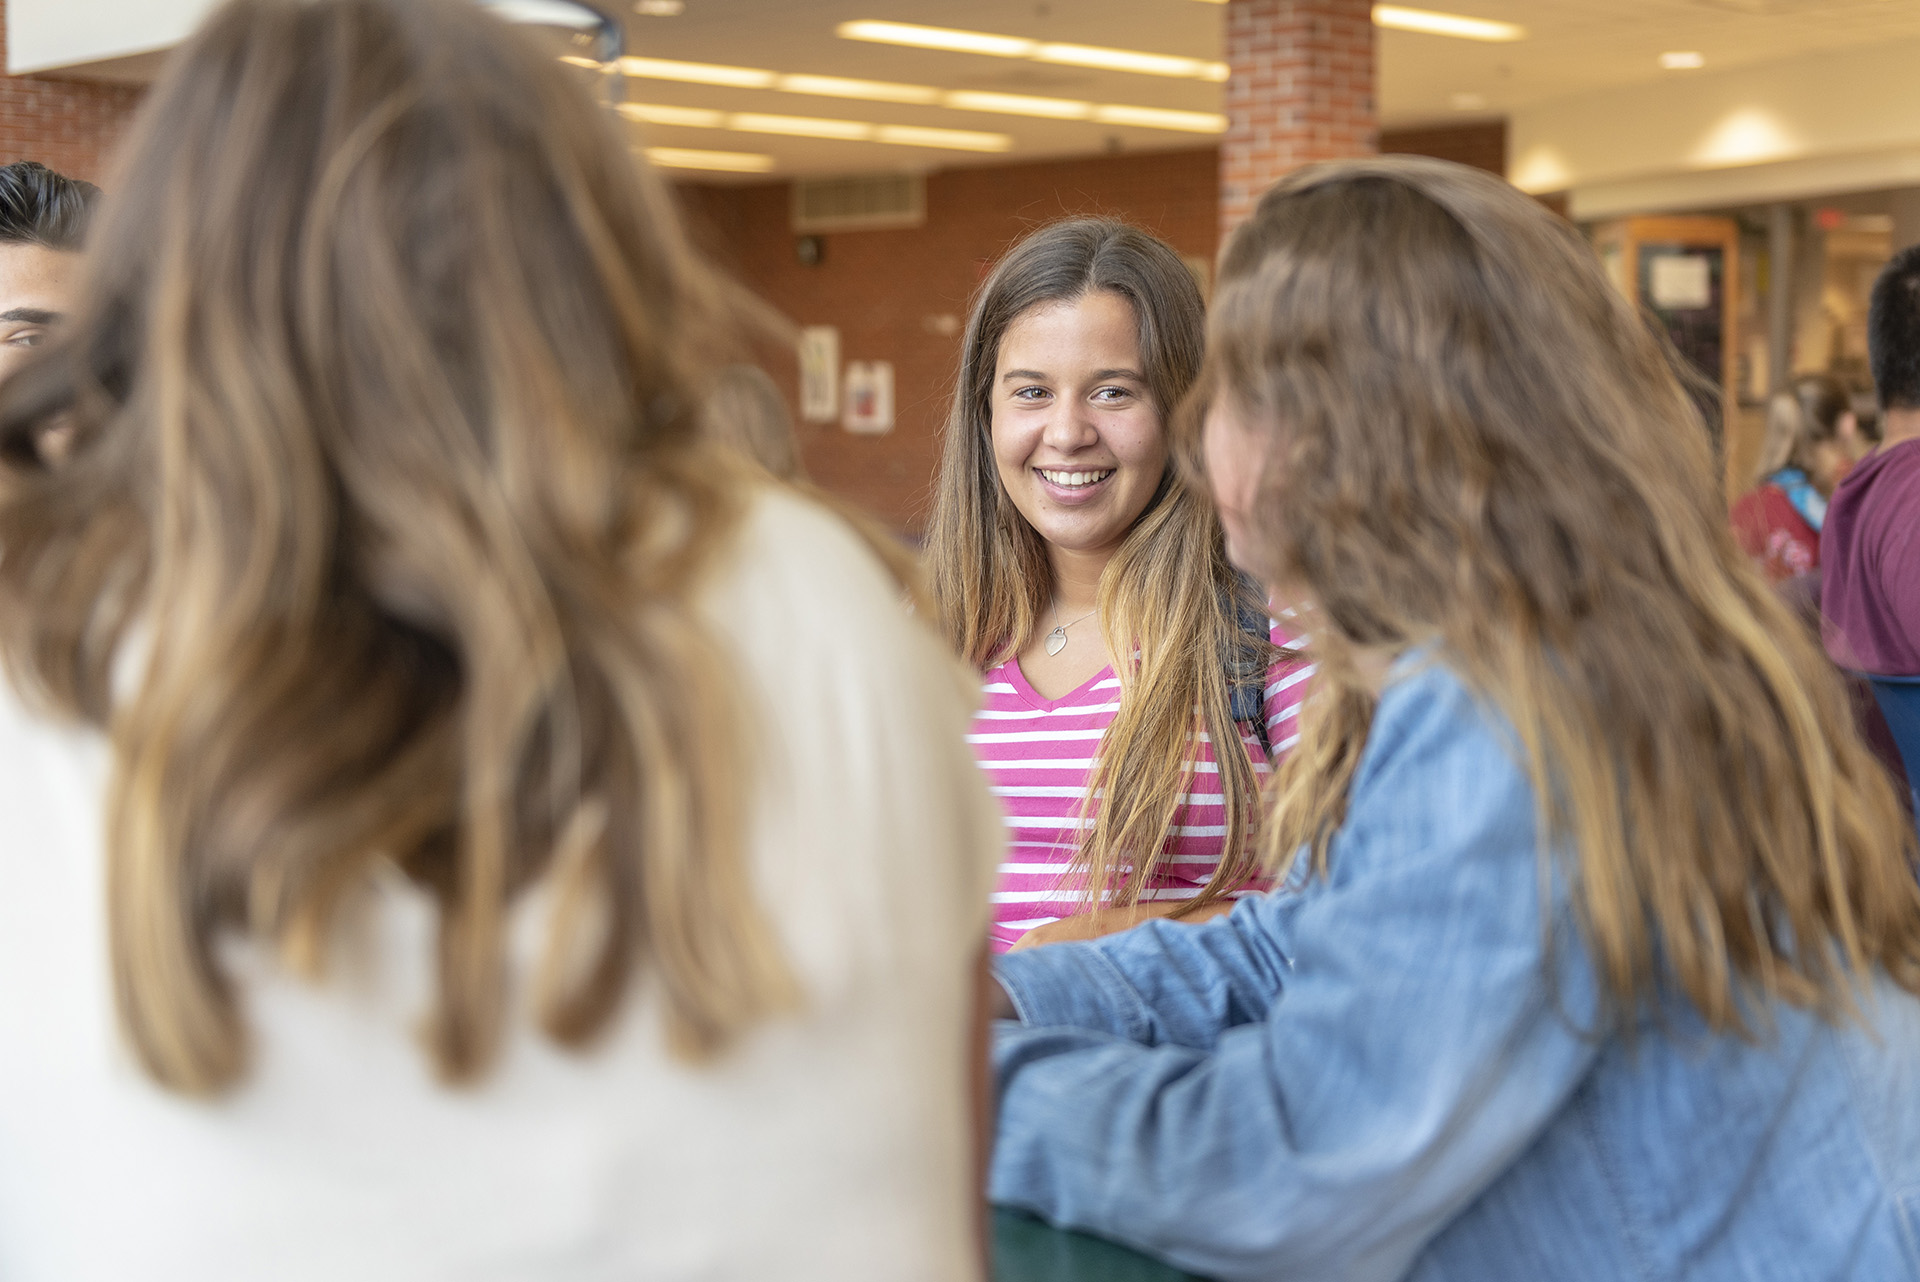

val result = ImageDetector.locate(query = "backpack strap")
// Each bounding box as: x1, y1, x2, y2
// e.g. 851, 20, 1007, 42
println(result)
1221, 571, 1274, 760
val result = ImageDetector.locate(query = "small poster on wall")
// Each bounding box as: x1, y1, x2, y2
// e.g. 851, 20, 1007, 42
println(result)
798, 326, 840, 423
842, 360, 894, 434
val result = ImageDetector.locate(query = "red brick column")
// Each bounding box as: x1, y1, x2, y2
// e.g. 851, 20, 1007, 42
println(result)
0, 0, 146, 184
1220, 0, 1376, 241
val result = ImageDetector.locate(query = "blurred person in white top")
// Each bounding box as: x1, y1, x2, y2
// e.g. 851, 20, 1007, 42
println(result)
0, 1, 999, 1278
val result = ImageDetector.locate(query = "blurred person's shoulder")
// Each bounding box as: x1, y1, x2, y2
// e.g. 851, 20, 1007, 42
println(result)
701, 482, 975, 712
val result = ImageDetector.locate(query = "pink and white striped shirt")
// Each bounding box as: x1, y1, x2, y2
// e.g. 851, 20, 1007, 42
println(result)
970, 624, 1313, 952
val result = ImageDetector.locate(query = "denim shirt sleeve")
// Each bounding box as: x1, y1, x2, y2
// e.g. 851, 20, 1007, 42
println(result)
988, 662, 1607, 1282
995, 890, 1298, 1049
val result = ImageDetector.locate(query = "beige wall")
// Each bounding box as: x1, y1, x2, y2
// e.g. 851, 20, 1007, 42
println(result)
1512, 36, 1920, 218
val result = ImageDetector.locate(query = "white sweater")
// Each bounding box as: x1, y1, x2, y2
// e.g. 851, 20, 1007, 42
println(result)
0, 489, 1000, 1281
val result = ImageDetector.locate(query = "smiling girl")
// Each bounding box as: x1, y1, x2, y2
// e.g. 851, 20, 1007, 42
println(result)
927, 219, 1312, 953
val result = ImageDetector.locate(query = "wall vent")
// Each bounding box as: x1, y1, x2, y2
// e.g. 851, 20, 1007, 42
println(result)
792, 173, 926, 234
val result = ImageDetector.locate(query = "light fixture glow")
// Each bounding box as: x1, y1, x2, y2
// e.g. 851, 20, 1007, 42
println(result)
837, 19, 1227, 80
873, 124, 1012, 152
1089, 104, 1227, 132
775, 74, 941, 104
943, 90, 1092, 120
1660, 50, 1705, 69
1032, 43, 1227, 80
730, 112, 876, 141
622, 102, 1016, 152
619, 56, 776, 88
1372, 5, 1524, 42
618, 102, 726, 127
644, 147, 775, 173
837, 20, 1035, 58
604, 54, 1228, 135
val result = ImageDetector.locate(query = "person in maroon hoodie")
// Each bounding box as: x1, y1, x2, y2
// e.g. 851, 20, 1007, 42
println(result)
1822, 243, 1920, 804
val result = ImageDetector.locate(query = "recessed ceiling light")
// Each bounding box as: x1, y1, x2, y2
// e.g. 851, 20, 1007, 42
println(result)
1032, 43, 1226, 80
643, 147, 774, 173
1660, 50, 1705, 69
837, 20, 1228, 81
631, 106, 1014, 152
618, 56, 776, 88
1373, 5, 1524, 41
943, 90, 1092, 120
873, 125, 1013, 152
1449, 91, 1487, 110
775, 74, 941, 105
730, 112, 879, 141
838, 20, 1035, 58
612, 56, 1228, 134
633, 0, 683, 14
1089, 104, 1228, 132
618, 102, 726, 127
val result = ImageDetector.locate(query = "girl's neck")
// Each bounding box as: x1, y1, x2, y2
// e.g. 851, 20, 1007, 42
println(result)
1046, 544, 1113, 617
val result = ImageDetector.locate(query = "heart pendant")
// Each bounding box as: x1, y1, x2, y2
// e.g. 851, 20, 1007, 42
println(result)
1044, 627, 1068, 656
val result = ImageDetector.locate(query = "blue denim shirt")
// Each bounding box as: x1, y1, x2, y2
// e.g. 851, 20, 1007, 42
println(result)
991, 661, 1920, 1282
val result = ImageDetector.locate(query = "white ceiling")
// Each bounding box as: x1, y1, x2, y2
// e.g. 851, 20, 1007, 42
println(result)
36, 0, 1920, 179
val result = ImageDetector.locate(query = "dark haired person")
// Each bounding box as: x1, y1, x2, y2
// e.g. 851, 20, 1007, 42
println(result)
0, 160, 99, 385
1822, 244, 1920, 683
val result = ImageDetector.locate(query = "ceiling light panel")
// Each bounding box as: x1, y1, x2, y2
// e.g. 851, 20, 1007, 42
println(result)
837, 20, 1035, 57
873, 125, 1012, 152
730, 112, 877, 140
774, 74, 940, 104
618, 102, 726, 127
629, 104, 1014, 152
1033, 43, 1227, 80
1089, 104, 1228, 132
644, 147, 774, 173
837, 20, 1228, 80
943, 90, 1092, 119
613, 56, 1226, 134
1371, 6, 1525, 42
618, 56, 776, 87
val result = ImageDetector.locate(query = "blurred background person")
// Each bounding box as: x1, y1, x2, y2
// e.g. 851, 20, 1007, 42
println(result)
0, 1, 998, 1279
988, 158, 1920, 1281
0, 159, 98, 463
0, 159, 97, 385
925, 218, 1311, 954
701, 361, 805, 481
1823, 243, 1920, 812
1730, 372, 1863, 590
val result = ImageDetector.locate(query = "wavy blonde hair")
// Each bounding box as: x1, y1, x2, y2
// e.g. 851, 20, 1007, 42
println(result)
1192, 156, 1920, 1033
0, 0, 805, 1094
926, 218, 1272, 914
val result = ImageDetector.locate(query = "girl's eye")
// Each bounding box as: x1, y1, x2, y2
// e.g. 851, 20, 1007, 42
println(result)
1092, 386, 1132, 404
1013, 386, 1049, 401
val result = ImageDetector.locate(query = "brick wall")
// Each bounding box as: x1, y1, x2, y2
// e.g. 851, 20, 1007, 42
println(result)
679, 147, 1222, 532
0, 1, 145, 184
676, 118, 1513, 531
1219, 0, 1376, 238
1381, 119, 1506, 176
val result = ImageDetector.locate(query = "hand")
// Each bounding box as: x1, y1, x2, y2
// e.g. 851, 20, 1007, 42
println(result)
1009, 898, 1236, 951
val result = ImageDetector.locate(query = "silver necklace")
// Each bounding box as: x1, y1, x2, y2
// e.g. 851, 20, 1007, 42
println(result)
1044, 604, 1098, 656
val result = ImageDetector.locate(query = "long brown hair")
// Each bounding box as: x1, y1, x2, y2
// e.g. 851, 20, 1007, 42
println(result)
1195, 156, 1920, 1033
0, 0, 803, 1093
926, 218, 1271, 913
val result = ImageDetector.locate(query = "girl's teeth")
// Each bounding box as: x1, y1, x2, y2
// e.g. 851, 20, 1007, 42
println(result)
1040, 469, 1115, 487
